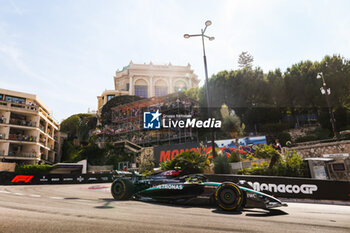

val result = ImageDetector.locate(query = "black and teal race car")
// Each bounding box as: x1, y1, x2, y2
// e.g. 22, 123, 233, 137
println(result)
111, 170, 287, 211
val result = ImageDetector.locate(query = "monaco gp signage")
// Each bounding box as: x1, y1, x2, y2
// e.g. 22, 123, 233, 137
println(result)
247, 182, 318, 195
205, 174, 350, 201
153, 142, 209, 165
153, 136, 267, 165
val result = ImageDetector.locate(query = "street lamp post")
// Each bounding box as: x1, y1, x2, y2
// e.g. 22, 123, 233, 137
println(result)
184, 20, 216, 157
316, 72, 337, 138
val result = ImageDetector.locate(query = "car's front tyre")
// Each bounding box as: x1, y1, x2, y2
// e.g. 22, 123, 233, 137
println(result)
214, 182, 244, 211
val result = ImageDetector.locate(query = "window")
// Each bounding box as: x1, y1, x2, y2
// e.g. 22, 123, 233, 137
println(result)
154, 79, 168, 97
0, 94, 3, 100
155, 86, 168, 97
126, 83, 130, 91
332, 163, 345, 171
135, 85, 148, 98
5, 95, 26, 104
107, 95, 115, 102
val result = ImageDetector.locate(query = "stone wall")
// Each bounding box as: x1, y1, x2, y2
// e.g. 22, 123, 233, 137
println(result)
287, 125, 318, 141
139, 147, 154, 164
285, 140, 350, 181
88, 165, 114, 173
0, 162, 15, 172
230, 159, 269, 172
286, 140, 350, 158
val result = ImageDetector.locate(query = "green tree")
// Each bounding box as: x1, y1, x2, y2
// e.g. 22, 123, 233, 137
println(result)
78, 142, 105, 165
220, 104, 244, 149
60, 115, 80, 137
160, 150, 209, 175
266, 69, 286, 106
184, 87, 200, 102
237, 150, 306, 178
61, 139, 79, 162
238, 51, 254, 69
203, 54, 350, 140
214, 155, 231, 174
60, 114, 97, 144
318, 55, 350, 109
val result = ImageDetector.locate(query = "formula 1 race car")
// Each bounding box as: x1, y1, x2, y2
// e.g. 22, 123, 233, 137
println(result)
111, 170, 287, 211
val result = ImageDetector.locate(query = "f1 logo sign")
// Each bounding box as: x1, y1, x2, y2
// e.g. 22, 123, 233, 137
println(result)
11, 175, 34, 183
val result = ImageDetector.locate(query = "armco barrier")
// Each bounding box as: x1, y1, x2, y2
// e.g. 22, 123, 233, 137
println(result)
205, 174, 350, 201
0, 172, 114, 185
1, 172, 349, 201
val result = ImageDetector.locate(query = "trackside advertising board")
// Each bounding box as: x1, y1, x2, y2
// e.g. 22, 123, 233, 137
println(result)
2, 172, 349, 201
153, 136, 267, 166
154, 142, 207, 166
0, 172, 114, 185
205, 174, 350, 201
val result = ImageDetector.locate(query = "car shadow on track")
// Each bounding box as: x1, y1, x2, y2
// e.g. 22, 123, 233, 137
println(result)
211, 209, 243, 215
212, 209, 288, 217
95, 198, 116, 209
144, 202, 288, 217
102, 198, 288, 217
243, 209, 288, 217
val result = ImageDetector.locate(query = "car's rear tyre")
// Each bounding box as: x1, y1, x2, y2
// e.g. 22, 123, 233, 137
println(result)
111, 179, 135, 200
215, 182, 244, 211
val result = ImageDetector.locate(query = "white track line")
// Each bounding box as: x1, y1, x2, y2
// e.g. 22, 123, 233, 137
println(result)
49, 196, 64, 200
29, 194, 41, 198
0, 190, 10, 194
14, 193, 24, 196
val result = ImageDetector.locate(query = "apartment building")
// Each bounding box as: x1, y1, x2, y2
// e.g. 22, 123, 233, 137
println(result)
97, 61, 199, 116
0, 88, 60, 165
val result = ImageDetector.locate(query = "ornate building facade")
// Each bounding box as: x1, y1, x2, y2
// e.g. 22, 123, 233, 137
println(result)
97, 61, 199, 115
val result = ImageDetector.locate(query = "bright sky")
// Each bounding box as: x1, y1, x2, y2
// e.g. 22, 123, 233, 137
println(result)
1, 0, 350, 122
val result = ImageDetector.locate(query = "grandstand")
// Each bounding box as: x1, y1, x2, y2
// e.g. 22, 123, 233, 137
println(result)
95, 92, 199, 147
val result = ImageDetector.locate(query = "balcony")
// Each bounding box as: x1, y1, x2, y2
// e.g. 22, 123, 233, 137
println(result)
0, 100, 39, 112
8, 134, 37, 142
8, 151, 37, 157
9, 118, 37, 127
39, 138, 47, 146
3, 151, 39, 159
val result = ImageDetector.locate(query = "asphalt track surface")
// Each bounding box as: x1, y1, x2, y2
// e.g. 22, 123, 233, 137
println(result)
0, 184, 349, 233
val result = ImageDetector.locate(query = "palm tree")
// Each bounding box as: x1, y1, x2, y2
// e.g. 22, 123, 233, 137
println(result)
220, 104, 244, 152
